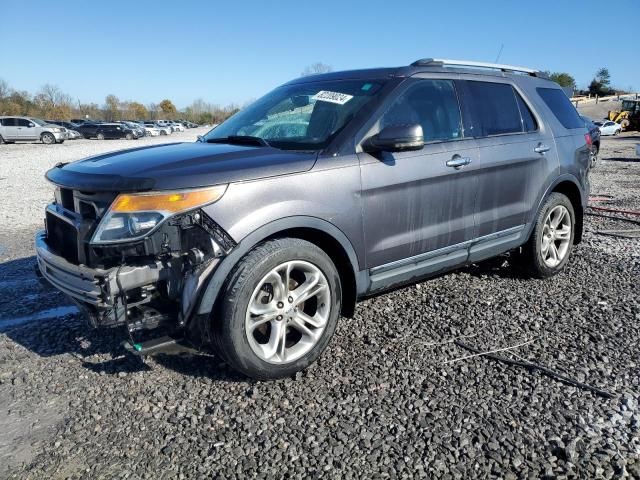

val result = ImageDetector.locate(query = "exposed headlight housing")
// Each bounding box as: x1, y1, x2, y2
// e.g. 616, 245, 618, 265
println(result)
90, 185, 227, 244
51, 128, 62, 132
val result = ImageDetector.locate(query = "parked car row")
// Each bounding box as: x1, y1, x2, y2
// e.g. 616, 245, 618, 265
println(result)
0, 116, 199, 144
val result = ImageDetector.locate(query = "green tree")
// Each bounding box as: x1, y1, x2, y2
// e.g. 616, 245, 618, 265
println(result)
159, 99, 177, 118
595, 67, 611, 87
548, 72, 576, 90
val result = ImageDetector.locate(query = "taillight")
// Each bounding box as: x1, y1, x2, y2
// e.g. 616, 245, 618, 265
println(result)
584, 133, 592, 147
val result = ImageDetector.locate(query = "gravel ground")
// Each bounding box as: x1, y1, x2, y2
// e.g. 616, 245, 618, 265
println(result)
0, 132, 639, 479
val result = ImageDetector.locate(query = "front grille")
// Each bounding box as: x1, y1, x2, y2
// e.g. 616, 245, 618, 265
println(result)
46, 211, 79, 264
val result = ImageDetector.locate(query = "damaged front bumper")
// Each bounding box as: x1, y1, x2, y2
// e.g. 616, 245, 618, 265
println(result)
35, 230, 221, 330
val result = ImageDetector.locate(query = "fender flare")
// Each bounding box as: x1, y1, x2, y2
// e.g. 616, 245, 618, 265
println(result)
525, 173, 586, 242
196, 216, 363, 316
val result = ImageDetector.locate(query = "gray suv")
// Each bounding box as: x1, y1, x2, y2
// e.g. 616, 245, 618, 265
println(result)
0, 116, 67, 144
36, 58, 590, 379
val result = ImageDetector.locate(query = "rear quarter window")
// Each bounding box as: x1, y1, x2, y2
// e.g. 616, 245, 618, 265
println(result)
537, 87, 584, 129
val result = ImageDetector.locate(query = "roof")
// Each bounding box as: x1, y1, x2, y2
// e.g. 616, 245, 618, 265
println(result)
286, 58, 550, 85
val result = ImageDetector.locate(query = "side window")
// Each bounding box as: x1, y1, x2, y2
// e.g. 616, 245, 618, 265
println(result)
466, 81, 522, 136
536, 87, 584, 129
381, 79, 462, 142
16, 118, 32, 127
515, 92, 538, 132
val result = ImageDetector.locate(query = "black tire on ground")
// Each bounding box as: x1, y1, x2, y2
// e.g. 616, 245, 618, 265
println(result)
614, 129, 620, 136
41, 132, 55, 144
517, 192, 575, 279
125, 133, 133, 140
58, 140, 64, 144
0, 135, 4, 144
97, 132, 105, 140
213, 238, 342, 380
160, 130, 167, 136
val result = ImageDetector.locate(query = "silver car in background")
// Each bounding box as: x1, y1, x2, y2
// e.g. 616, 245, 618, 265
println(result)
0, 116, 67, 144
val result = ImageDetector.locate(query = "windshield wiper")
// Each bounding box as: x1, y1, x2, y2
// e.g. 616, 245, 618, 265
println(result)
206, 135, 270, 147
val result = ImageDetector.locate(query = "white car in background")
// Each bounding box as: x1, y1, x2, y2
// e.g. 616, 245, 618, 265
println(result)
143, 125, 161, 136
144, 122, 171, 136
169, 122, 185, 132
595, 120, 622, 136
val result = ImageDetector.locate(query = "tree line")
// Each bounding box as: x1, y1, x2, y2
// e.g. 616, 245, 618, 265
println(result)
545, 67, 631, 97
0, 78, 240, 124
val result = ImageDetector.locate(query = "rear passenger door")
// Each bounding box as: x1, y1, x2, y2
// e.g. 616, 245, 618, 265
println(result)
359, 79, 480, 284
458, 80, 557, 262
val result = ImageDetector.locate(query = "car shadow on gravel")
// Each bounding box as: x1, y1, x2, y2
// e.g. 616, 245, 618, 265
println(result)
459, 255, 523, 279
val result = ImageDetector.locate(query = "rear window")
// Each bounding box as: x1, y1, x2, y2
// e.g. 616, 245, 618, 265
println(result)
537, 88, 583, 129
466, 82, 523, 136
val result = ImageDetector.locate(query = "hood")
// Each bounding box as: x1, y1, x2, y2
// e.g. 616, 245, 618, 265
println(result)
45, 142, 318, 192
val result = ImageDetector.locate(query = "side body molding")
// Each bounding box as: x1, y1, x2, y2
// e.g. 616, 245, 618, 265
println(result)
195, 216, 365, 317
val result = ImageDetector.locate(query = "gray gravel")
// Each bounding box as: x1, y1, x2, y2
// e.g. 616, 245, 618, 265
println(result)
1, 133, 639, 479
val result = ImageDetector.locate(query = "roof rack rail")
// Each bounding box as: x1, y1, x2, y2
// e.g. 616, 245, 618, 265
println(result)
410, 58, 548, 78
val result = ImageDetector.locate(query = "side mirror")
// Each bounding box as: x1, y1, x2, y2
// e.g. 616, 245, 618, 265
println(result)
28, 123, 35, 128
364, 124, 424, 153
196, 135, 205, 143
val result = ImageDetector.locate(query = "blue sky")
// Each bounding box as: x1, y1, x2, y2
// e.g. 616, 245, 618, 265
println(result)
2, 0, 638, 108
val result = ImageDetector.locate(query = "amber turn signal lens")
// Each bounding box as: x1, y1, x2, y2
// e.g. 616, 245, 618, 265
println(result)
111, 185, 227, 213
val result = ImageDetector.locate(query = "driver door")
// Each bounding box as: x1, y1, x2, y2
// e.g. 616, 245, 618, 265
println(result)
358, 79, 479, 288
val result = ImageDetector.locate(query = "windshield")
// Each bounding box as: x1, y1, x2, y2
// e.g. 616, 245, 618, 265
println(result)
30, 118, 48, 126
204, 79, 385, 150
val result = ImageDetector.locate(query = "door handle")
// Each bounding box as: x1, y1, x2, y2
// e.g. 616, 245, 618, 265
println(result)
446, 156, 471, 169
534, 144, 550, 154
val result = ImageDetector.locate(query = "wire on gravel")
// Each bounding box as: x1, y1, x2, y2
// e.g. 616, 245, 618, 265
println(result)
453, 340, 616, 399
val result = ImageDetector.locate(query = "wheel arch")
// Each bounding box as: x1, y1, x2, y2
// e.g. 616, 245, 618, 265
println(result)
547, 176, 585, 244
196, 216, 364, 320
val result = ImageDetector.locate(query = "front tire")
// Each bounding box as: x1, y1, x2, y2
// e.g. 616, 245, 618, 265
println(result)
518, 193, 575, 278
97, 132, 105, 140
125, 133, 133, 140
214, 238, 342, 380
41, 132, 55, 144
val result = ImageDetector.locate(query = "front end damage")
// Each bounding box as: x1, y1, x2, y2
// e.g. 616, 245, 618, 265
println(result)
35, 186, 235, 351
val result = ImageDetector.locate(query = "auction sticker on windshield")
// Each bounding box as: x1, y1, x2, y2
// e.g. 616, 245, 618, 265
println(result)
312, 91, 353, 105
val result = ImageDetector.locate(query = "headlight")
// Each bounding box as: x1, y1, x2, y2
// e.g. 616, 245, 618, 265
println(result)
51, 128, 61, 132
90, 185, 227, 244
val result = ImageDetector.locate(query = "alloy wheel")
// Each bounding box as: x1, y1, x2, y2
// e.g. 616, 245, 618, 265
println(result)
245, 260, 331, 364
541, 205, 571, 268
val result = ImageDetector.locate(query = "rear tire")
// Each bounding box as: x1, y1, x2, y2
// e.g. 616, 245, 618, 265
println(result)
0, 135, 4, 144
517, 193, 575, 278
213, 238, 342, 380
97, 132, 105, 140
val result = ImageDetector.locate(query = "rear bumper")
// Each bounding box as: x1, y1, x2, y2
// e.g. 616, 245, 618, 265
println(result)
35, 230, 166, 309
